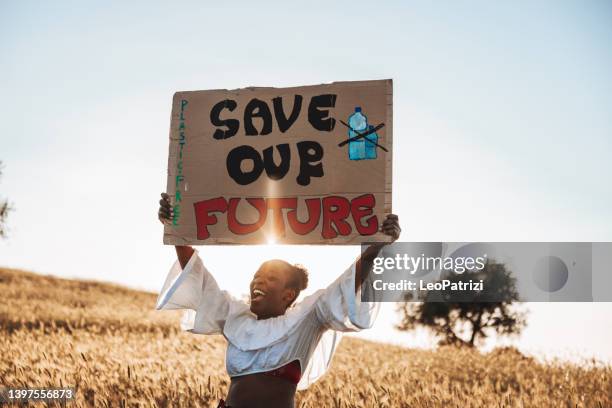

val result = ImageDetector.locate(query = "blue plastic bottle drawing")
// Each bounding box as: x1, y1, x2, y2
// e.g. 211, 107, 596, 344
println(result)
348, 107, 367, 160
364, 124, 378, 159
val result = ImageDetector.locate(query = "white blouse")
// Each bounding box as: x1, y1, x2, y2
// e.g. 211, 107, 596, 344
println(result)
155, 249, 381, 390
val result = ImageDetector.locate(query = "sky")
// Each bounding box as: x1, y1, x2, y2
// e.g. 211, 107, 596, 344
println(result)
1, 1, 611, 362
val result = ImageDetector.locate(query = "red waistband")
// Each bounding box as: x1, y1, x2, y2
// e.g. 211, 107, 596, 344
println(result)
263, 359, 301, 385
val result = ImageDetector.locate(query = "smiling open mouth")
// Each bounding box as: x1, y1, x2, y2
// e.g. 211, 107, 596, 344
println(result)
252, 289, 266, 301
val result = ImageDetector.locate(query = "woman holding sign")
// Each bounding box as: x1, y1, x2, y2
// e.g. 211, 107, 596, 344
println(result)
156, 193, 400, 408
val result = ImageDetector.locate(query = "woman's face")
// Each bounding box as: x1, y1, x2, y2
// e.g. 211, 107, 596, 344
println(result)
249, 260, 296, 319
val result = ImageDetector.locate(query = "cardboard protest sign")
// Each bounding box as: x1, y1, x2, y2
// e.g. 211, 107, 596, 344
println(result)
164, 79, 393, 245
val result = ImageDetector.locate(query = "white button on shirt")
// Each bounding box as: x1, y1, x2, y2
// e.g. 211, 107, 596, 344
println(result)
156, 250, 380, 390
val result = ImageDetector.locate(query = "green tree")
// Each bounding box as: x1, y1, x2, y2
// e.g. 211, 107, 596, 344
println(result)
0, 161, 12, 238
396, 262, 526, 347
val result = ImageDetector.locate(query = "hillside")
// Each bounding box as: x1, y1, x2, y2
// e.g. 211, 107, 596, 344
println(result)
0, 267, 610, 407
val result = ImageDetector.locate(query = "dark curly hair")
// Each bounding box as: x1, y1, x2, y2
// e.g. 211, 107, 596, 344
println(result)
287, 263, 309, 292
285, 263, 308, 306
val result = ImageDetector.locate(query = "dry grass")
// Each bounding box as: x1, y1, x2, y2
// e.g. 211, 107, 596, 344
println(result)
0, 266, 610, 407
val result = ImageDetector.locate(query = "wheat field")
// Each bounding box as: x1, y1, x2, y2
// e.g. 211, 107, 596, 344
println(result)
0, 266, 610, 407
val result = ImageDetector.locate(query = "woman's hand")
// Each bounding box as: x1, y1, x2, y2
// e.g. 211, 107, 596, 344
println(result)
367, 214, 401, 252
380, 214, 401, 242
158, 193, 172, 224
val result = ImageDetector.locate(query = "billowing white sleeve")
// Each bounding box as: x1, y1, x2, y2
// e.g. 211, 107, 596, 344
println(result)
314, 260, 381, 331
155, 249, 234, 335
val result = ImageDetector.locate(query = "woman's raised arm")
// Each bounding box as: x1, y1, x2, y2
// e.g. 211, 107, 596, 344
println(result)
158, 192, 194, 269
355, 214, 401, 293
